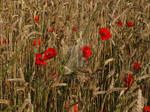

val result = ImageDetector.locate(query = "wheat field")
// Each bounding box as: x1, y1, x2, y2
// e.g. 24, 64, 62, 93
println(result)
0, 0, 150, 112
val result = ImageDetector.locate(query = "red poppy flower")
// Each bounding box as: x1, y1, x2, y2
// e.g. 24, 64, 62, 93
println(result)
73, 26, 77, 31
88, 77, 91, 83
143, 106, 150, 112
73, 105, 78, 112
114, 14, 118, 18
51, 72, 60, 77
117, 21, 123, 27
99, 28, 112, 40
126, 21, 134, 27
38, 39, 42, 46
81, 46, 92, 60
34, 16, 40, 22
4, 82, 11, 87
33, 39, 42, 47
50, 27, 54, 32
35, 53, 46, 66
134, 61, 141, 70
33, 40, 36, 46
65, 105, 71, 111
3, 38, 7, 44
52, 72, 56, 77
43, 48, 56, 60
124, 74, 134, 88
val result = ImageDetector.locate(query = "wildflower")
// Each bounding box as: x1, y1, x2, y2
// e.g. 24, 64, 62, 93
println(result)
51, 72, 60, 81
65, 105, 71, 111
143, 106, 150, 112
117, 20, 123, 27
33, 39, 42, 47
99, 28, 112, 40
126, 21, 134, 27
49, 27, 54, 32
134, 61, 141, 70
33, 40, 36, 46
81, 46, 92, 60
52, 72, 56, 77
73, 26, 77, 31
114, 14, 118, 18
38, 39, 42, 46
43, 48, 56, 60
88, 77, 91, 83
34, 16, 40, 22
4, 82, 11, 87
2, 38, 7, 44
73, 105, 78, 112
35, 53, 46, 66
124, 74, 134, 88
51, 72, 60, 77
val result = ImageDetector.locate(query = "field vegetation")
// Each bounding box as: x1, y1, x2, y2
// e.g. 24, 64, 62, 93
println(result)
0, 0, 150, 112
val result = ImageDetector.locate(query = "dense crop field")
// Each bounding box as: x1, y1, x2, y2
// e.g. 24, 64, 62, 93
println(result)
0, 0, 150, 112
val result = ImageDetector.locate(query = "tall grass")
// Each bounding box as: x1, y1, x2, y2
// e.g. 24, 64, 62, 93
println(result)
0, 0, 150, 112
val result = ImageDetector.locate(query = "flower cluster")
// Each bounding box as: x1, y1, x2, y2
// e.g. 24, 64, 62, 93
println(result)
34, 16, 40, 22
134, 61, 141, 70
65, 104, 78, 112
81, 46, 92, 60
117, 20, 123, 27
116, 20, 134, 27
114, 14, 134, 27
73, 26, 77, 31
49, 27, 54, 32
124, 74, 134, 88
33, 38, 42, 47
123, 61, 141, 88
35, 53, 46, 66
99, 28, 112, 40
43, 48, 56, 60
126, 21, 134, 27
35, 48, 56, 66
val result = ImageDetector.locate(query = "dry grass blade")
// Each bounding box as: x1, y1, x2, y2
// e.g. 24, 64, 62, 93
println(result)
132, 89, 144, 112
19, 68, 25, 83
29, 71, 35, 83
15, 87, 25, 92
95, 91, 106, 95
106, 69, 115, 79
17, 99, 30, 112
136, 74, 150, 81
7, 78, 25, 82
96, 87, 126, 96
52, 83, 67, 87
0, 99, 10, 105
64, 66, 73, 75
27, 104, 34, 112
26, 31, 42, 39
104, 58, 114, 66
125, 100, 137, 112
141, 59, 150, 75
